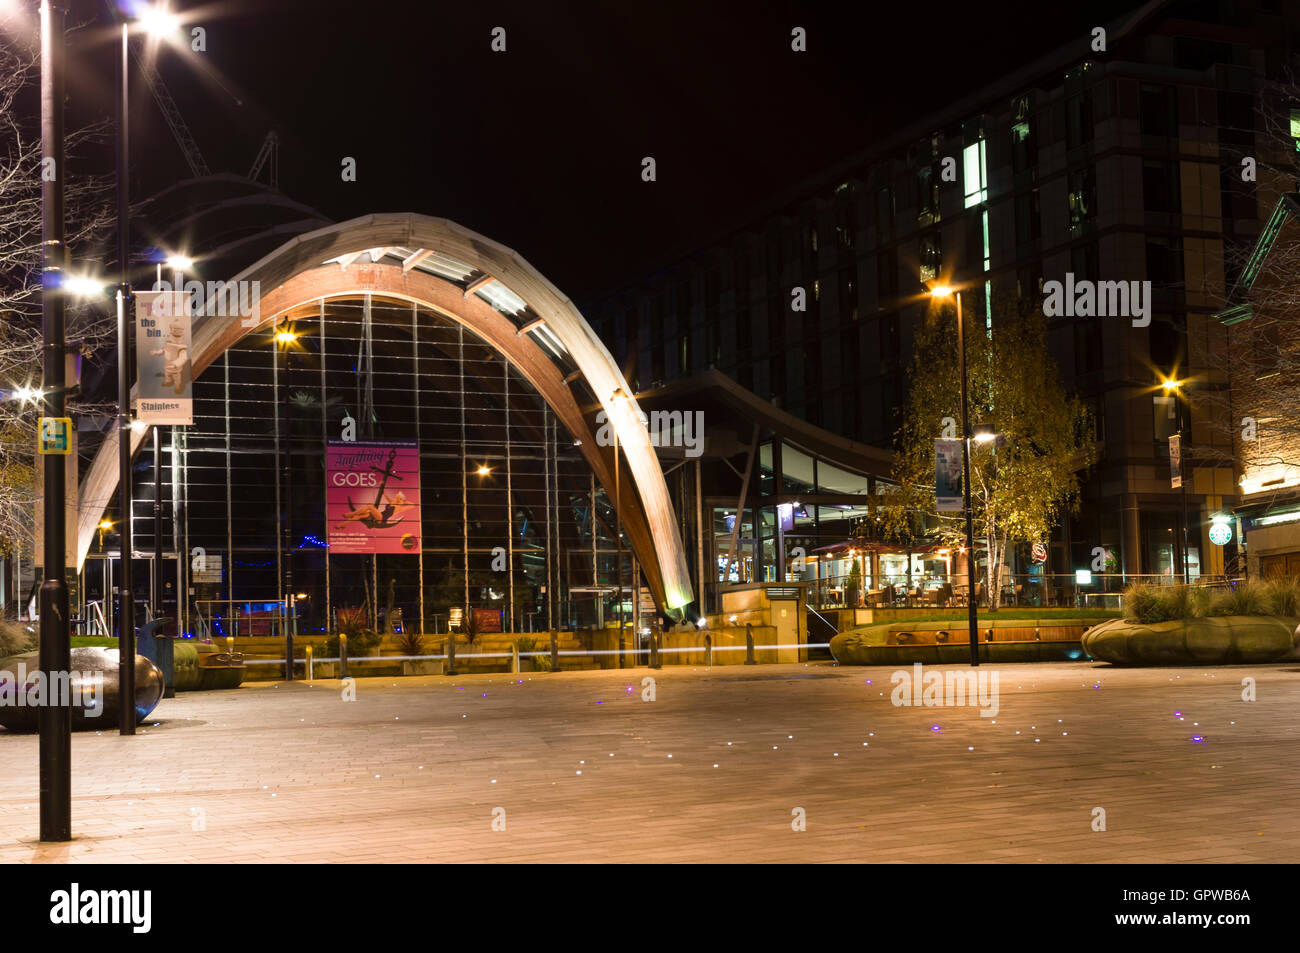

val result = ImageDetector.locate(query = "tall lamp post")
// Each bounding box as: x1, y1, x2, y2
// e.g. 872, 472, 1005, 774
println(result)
927, 284, 994, 668
109, 0, 184, 736
38, 0, 72, 841
610, 389, 626, 652
1163, 377, 1190, 584
276, 324, 297, 680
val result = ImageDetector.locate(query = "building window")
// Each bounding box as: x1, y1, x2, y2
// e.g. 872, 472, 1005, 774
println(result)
838, 268, 858, 322
916, 164, 939, 224
1011, 94, 1036, 173
1071, 242, 1099, 283
1068, 166, 1096, 231
879, 312, 899, 365
1015, 189, 1041, 244
1143, 159, 1181, 214
1139, 83, 1178, 137
769, 297, 785, 350
876, 248, 898, 301
876, 186, 895, 241
919, 232, 941, 283
1145, 236, 1184, 285
1074, 320, 1102, 376
1066, 89, 1094, 149
963, 139, 988, 208
835, 202, 856, 248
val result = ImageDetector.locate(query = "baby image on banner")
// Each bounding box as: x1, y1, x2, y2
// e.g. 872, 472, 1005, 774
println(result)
135, 289, 194, 425
327, 440, 421, 554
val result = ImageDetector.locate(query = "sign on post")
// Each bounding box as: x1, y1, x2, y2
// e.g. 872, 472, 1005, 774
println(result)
135, 289, 194, 425
37, 417, 72, 455
934, 438, 963, 512
1169, 434, 1182, 489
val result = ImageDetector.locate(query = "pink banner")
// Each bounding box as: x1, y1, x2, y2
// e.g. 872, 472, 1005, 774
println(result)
326, 440, 421, 554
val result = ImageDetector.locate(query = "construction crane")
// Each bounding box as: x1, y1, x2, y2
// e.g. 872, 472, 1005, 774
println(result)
247, 131, 279, 189
126, 36, 212, 179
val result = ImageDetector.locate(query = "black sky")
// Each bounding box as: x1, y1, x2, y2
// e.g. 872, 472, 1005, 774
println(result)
61, 0, 1147, 301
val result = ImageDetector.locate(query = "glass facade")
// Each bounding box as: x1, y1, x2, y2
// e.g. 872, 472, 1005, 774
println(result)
86, 294, 639, 639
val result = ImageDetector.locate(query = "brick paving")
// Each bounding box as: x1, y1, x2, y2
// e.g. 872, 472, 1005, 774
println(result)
1, 660, 1297, 863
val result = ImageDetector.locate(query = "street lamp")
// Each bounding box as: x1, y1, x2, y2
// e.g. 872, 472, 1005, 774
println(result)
610, 388, 627, 653
927, 282, 980, 667
276, 322, 297, 680
1163, 376, 1190, 584
37, 0, 72, 841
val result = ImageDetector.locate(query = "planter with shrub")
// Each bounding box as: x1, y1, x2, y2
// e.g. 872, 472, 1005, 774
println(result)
1081, 580, 1300, 666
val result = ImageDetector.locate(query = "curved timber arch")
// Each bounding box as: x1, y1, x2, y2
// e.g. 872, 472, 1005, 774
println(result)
78, 214, 694, 619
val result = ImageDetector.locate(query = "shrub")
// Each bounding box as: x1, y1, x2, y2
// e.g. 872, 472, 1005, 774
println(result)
1264, 577, 1300, 617
324, 607, 382, 658
397, 630, 426, 656
0, 619, 37, 657
1124, 584, 1168, 624
515, 636, 537, 656
1208, 581, 1269, 617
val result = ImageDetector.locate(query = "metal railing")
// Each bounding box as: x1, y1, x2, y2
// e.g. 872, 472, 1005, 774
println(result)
804, 573, 1229, 611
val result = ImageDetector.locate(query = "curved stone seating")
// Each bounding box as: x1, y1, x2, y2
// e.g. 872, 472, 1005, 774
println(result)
830, 619, 1101, 665
1081, 616, 1298, 666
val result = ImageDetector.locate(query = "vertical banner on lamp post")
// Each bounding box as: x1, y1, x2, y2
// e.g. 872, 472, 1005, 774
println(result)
327, 440, 421, 554
935, 438, 964, 512
1169, 434, 1182, 489
135, 290, 193, 425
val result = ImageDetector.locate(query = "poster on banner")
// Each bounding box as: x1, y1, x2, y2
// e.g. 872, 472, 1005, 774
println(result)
1169, 434, 1182, 489
326, 440, 421, 554
934, 438, 964, 512
135, 289, 194, 425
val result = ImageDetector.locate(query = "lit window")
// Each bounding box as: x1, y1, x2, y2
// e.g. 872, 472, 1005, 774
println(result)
963, 139, 988, 208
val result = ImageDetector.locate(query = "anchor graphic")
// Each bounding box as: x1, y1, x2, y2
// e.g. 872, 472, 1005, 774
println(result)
344, 448, 406, 529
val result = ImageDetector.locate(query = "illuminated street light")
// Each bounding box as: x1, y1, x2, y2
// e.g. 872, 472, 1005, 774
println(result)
62, 274, 106, 297
164, 253, 193, 271
136, 3, 180, 38
274, 328, 297, 345
475, 464, 491, 476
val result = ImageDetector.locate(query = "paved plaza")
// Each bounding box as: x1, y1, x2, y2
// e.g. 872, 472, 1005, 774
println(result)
2, 660, 1298, 863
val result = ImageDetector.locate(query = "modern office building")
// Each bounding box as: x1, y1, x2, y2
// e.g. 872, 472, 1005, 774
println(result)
585, 0, 1300, 587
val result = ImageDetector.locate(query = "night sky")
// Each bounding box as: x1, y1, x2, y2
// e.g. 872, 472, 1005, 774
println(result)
60, 0, 1145, 301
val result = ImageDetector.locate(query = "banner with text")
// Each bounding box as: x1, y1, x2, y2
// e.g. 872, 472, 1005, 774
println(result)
326, 440, 421, 554
135, 290, 194, 425
934, 438, 964, 512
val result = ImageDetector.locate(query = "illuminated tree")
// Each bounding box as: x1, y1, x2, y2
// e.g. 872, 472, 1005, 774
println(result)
884, 294, 1097, 608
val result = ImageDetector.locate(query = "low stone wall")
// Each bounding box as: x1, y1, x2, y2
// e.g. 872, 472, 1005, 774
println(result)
830, 618, 1105, 665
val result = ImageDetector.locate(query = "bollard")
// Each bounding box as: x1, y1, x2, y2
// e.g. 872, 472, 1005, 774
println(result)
510, 643, 520, 674
306, 644, 313, 682
285, 632, 295, 682
745, 623, 756, 665
446, 636, 457, 676
705, 633, 713, 667
226, 636, 234, 655
549, 632, 559, 672
339, 632, 349, 680
618, 635, 626, 669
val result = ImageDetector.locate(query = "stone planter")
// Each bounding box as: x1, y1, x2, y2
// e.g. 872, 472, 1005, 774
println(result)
402, 659, 443, 676
1082, 616, 1299, 666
